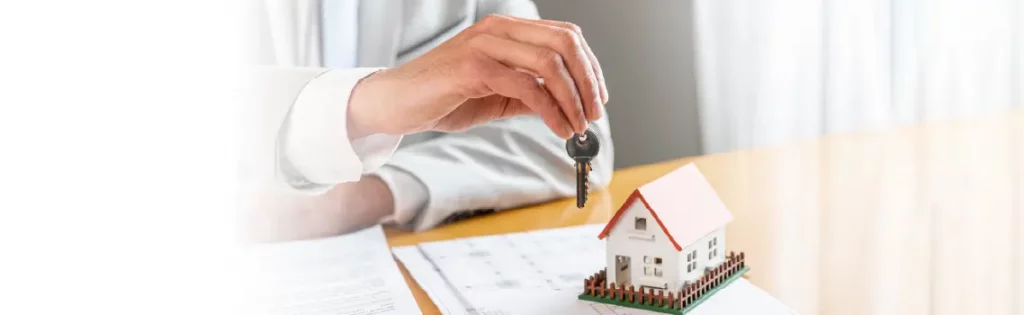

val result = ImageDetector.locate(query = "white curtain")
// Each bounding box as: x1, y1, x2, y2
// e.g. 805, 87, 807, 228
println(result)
694, 0, 1022, 154
694, 1, 1022, 315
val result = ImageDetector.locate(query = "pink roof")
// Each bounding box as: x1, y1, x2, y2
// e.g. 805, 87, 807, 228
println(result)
598, 163, 733, 251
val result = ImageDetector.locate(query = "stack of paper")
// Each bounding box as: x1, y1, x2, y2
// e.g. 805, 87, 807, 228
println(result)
242, 226, 420, 315
394, 225, 797, 315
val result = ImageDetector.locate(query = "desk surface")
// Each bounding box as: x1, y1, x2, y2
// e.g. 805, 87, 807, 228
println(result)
385, 110, 1023, 315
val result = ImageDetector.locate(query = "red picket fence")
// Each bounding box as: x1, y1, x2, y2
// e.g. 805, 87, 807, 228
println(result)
581, 252, 747, 311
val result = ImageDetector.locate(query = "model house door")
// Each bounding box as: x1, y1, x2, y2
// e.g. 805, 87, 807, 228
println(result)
615, 255, 630, 285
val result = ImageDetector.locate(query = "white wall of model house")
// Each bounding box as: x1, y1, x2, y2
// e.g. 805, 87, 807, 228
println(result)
606, 199, 729, 291
605, 200, 679, 290
677, 228, 726, 284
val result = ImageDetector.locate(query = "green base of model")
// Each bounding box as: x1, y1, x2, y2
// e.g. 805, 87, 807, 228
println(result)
578, 267, 749, 315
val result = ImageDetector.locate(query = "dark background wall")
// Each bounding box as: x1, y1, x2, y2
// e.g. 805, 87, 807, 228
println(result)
534, 0, 703, 169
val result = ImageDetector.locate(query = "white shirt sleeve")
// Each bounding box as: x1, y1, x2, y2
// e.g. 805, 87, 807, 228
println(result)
378, 114, 614, 232
373, 165, 430, 226
279, 68, 403, 193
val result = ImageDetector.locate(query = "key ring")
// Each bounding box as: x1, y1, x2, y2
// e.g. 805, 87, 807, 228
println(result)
575, 132, 588, 146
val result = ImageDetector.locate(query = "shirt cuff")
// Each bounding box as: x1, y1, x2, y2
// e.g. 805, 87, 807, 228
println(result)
374, 165, 430, 227
280, 68, 402, 189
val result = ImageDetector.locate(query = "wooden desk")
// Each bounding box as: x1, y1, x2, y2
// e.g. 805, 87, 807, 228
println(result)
386, 110, 1023, 315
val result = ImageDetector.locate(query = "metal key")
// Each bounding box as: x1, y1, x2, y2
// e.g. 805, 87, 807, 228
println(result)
566, 129, 600, 208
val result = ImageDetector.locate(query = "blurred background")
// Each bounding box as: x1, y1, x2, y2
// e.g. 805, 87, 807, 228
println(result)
536, 0, 1021, 169
537, 2, 1021, 314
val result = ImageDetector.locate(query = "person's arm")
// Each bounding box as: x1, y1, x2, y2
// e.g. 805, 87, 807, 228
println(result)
378, 113, 613, 232
375, 0, 615, 231
278, 67, 404, 193
240, 66, 408, 241
241, 66, 402, 194
245, 8, 609, 238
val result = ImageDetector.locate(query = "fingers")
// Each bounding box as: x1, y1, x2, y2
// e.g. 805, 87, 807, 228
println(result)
475, 15, 602, 127
468, 34, 585, 133
515, 17, 609, 108
474, 57, 576, 139
499, 99, 536, 117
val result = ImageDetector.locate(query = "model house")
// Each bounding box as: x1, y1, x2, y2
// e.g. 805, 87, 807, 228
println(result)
597, 163, 733, 291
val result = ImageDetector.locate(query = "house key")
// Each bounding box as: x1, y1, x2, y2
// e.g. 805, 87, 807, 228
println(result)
566, 129, 600, 208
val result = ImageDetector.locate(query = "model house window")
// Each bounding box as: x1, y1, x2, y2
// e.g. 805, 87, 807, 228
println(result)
685, 251, 697, 272
645, 256, 661, 265
708, 237, 719, 259
654, 268, 663, 277
644, 267, 651, 276
635, 217, 647, 230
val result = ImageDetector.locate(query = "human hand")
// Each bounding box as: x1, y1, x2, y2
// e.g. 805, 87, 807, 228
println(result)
346, 14, 608, 140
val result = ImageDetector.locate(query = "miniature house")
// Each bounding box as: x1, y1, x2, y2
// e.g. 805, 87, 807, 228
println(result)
597, 163, 733, 291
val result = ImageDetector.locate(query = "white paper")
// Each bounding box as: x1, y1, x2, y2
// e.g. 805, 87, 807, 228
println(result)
242, 225, 420, 315
392, 246, 472, 315
394, 225, 797, 315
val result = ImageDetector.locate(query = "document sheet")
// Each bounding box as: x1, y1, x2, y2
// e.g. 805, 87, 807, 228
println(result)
394, 224, 797, 315
242, 225, 420, 315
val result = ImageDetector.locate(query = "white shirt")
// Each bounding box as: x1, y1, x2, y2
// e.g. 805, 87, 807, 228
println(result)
252, 0, 613, 232
284, 0, 429, 222
321, 0, 358, 68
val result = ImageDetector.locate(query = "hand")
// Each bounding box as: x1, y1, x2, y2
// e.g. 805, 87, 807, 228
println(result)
347, 14, 608, 140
